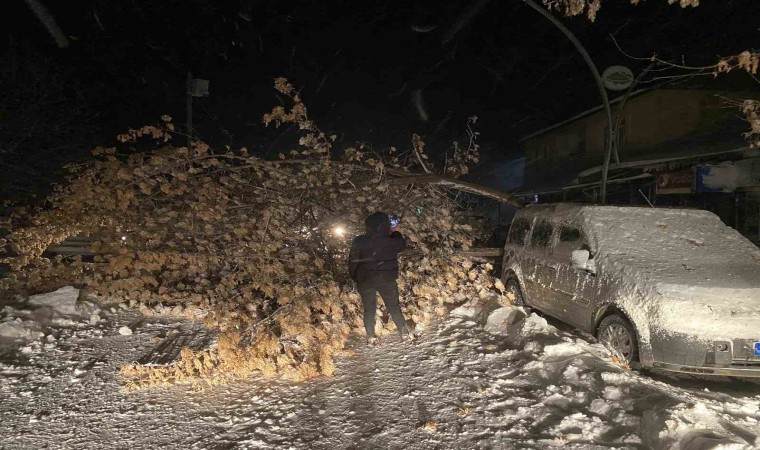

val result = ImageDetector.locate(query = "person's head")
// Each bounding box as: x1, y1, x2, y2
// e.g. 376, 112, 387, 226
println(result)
365, 212, 391, 235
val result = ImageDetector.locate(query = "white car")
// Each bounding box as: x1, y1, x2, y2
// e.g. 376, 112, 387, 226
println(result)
501, 203, 760, 377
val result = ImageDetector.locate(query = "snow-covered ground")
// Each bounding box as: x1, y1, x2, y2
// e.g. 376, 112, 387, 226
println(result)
1, 287, 759, 449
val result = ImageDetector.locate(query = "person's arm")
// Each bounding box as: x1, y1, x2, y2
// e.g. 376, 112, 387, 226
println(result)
389, 230, 407, 252
348, 237, 361, 281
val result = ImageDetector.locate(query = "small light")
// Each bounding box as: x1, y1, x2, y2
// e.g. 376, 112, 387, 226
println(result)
121, 236, 127, 241
333, 226, 346, 237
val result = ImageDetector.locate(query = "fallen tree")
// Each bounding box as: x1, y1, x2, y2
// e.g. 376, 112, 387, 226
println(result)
389, 173, 524, 208
1, 78, 515, 388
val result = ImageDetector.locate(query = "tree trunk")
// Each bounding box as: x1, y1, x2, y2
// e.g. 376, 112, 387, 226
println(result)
267, 159, 525, 208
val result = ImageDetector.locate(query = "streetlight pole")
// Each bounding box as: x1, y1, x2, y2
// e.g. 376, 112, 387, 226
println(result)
605, 61, 656, 178
519, 0, 615, 203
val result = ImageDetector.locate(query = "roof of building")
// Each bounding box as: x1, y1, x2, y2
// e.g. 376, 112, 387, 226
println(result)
519, 88, 652, 142
521, 72, 760, 143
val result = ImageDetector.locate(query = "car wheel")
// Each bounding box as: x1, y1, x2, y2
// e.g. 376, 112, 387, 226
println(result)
504, 275, 526, 307
597, 314, 639, 364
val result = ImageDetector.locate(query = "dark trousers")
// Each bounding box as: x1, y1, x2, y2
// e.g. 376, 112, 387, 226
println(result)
357, 272, 408, 338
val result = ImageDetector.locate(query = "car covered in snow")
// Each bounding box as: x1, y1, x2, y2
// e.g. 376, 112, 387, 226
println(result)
501, 203, 760, 377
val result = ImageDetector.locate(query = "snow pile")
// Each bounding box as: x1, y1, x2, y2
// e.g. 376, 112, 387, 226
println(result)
1, 291, 758, 449
0, 286, 102, 343
483, 305, 527, 334
27, 286, 85, 315
473, 306, 759, 448
0, 318, 44, 340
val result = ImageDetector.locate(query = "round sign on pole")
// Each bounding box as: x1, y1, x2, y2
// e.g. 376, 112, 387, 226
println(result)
602, 65, 634, 91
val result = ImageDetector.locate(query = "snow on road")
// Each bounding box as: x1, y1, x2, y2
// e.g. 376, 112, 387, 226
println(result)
1, 287, 759, 449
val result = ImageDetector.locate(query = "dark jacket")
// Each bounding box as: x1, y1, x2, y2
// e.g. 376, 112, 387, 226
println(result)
348, 230, 407, 282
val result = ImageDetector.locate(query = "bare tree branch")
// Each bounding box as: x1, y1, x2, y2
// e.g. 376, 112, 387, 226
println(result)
389, 173, 525, 208
23, 0, 70, 48
412, 133, 432, 173
528, 53, 575, 91
441, 0, 492, 46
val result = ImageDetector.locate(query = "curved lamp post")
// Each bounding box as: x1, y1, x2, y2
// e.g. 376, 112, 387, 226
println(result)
519, 0, 615, 203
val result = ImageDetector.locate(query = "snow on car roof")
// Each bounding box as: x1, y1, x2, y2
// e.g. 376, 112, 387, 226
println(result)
518, 205, 759, 280
578, 205, 759, 287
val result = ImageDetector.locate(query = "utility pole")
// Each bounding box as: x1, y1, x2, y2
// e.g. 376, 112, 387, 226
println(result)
600, 63, 656, 201
519, 0, 615, 203
186, 71, 193, 147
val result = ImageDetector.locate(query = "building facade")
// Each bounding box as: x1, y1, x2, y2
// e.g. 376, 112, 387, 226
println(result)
517, 87, 760, 244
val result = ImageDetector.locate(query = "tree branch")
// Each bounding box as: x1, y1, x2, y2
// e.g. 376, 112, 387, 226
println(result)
388, 174, 524, 208
412, 133, 432, 173
441, 0, 492, 46
24, 0, 70, 48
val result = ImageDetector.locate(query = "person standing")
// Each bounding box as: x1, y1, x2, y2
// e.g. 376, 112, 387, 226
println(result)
348, 212, 412, 345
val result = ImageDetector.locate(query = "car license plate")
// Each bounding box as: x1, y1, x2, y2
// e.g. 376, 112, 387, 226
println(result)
755, 343, 760, 357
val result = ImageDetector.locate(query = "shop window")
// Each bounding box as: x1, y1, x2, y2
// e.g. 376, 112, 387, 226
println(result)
559, 226, 580, 242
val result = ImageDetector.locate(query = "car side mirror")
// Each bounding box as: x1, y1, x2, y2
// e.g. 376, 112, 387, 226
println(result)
586, 257, 597, 275
571, 249, 590, 271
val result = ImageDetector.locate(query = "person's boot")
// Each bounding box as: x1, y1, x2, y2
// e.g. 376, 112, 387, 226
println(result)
400, 327, 415, 344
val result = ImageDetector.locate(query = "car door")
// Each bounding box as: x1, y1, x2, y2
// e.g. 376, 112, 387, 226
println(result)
548, 224, 594, 329
505, 217, 542, 303
504, 216, 530, 269
521, 219, 558, 313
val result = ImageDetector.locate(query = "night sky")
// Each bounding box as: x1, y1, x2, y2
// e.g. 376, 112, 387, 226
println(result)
2, 0, 759, 200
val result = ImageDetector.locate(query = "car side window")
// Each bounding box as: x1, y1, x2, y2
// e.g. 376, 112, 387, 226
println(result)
530, 220, 553, 249
555, 224, 593, 261
508, 218, 531, 245
560, 226, 580, 243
